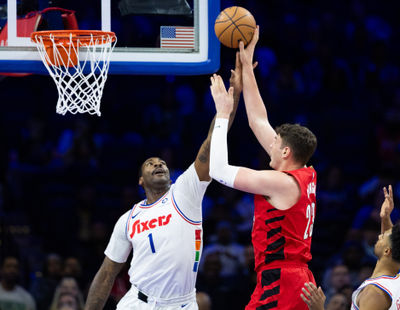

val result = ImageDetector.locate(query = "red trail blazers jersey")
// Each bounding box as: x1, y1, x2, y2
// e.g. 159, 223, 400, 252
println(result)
252, 167, 317, 271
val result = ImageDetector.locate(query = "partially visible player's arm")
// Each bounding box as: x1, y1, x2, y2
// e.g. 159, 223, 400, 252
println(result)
380, 185, 394, 233
209, 75, 298, 209
194, 60, 242, 181
85, 257, 125, 310
358, 285, 392, 310
239, 26, 276, 155
234, 168, 298, 204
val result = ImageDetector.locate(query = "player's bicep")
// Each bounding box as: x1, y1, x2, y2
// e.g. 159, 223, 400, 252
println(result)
234, 168, 290, 198
358, 286, 392, 310
194, 146, 212, 182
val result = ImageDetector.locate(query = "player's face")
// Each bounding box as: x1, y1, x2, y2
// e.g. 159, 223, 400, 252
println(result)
374, 228, 392, 258
269, 135, 284, 169
139, 157, 171, 188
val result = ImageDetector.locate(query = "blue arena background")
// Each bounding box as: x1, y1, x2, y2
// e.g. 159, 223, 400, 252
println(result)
0, 0, 400, 309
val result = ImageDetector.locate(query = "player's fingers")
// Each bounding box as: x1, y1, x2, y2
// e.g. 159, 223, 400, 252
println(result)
249, 25, 259, 48
304, 282, 313, 292
253, 61, 258, 69
236, 51, 241, 68
214, 74, 222, 85
218, 76, 226, 88
388, 184, 393, 198
300, 293, 310, 305
301, 287, 311, 299
211, 80, 219, 92
210, 81, 214, 92
211, 75, 219, 89
317, 287, 326, 299
305, 282, 318, 291
239, 41, 245, 54
255, 25, 260, 41
230, 69, 236, 81
228, 86, 234, 97
305, 283, 320, 302
216, 75, 226, 92
213, 74, 220, 84
210, 85, 216, 97
210, 81, 217, 92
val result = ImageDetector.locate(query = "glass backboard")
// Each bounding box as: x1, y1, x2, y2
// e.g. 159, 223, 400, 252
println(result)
0, 0, 220, 74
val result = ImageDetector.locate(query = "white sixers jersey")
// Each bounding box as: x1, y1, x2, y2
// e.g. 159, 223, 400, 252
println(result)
105, 164, 210, 300
351, 273, 400, 310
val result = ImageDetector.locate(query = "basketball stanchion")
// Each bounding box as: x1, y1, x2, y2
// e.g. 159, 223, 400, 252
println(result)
31, 30, 117, 116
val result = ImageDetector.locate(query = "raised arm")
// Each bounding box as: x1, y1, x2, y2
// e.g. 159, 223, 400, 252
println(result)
85, 257, 125, 310
380, 185, 394, 233
239, 26, 276, 155
209, 74, 299, 209
194, 60, 242, 181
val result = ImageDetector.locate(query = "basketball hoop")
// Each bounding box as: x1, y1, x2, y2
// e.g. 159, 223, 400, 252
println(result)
31, 30, 117, 116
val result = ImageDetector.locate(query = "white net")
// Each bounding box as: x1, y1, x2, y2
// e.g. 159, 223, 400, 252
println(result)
32, 32, 117, 116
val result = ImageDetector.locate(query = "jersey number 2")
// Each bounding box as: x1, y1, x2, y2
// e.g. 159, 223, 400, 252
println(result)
303, 202, 315, 240
148, 233, 156, 253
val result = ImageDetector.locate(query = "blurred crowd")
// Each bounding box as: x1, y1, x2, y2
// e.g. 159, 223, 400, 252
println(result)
1, 0, 400, 309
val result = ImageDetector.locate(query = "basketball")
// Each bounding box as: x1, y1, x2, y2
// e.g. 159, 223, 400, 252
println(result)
214, 6, 256, 49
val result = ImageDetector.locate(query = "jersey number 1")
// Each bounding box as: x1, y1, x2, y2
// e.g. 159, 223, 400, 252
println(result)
148, 233, 156, 253
303, 202, 315, 240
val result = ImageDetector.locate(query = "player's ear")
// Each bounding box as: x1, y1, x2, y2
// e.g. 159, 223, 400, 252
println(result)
282, 146, 290, 159
139, 176, 144, 187
384, 246, 392, 257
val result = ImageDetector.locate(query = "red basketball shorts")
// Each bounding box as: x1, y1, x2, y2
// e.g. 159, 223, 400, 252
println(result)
245, 264, 315, 310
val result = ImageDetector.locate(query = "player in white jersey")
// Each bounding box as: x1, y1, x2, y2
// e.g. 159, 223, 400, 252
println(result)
84, 56, 244, 310
300, 185, 400, 310
350, 272, 400, 310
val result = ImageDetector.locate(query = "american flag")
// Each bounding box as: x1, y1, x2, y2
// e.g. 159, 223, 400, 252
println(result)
160, 26, 195, 49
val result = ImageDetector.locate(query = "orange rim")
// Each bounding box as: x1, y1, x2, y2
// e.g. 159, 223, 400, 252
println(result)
31, 30, 116, 46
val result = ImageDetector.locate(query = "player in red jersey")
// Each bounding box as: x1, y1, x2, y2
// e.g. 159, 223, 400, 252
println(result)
208, 27, 318, 310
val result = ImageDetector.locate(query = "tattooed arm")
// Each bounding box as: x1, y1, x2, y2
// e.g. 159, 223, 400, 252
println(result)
84, 257, 125, 310
194, 56, 242, 181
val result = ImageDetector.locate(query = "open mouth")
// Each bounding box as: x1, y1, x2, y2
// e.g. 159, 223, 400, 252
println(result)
153, 168, 165, 175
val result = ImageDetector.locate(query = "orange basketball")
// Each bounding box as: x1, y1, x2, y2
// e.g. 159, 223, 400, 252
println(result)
214, 6, 256, 49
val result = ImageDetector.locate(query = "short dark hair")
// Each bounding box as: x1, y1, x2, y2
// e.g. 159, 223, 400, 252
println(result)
138, 157, 166, 179
138, 157, 150, 179
138, 163, 144, 179
275, 123, 317, 165
390, 223, 400, 263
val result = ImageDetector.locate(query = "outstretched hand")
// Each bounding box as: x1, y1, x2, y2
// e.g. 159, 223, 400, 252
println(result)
210, 74, 234, 118
239, 25, 259, 68
230, 52, 258, 94
300, 282, 326, 310
380, 185, 394, 219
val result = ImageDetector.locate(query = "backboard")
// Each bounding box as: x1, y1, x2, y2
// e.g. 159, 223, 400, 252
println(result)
0, 0, 220, 75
